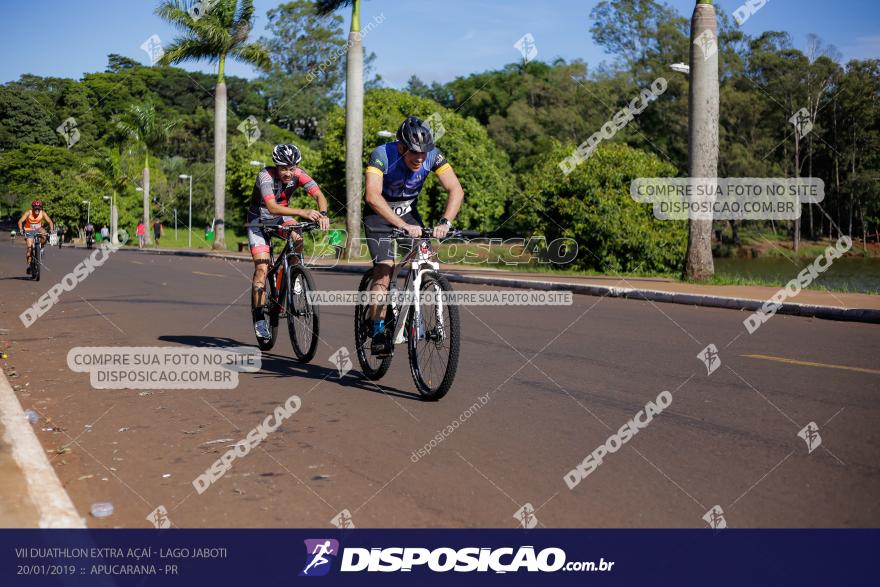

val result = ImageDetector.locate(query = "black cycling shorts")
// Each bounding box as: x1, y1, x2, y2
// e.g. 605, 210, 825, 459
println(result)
363, 211, 422, 264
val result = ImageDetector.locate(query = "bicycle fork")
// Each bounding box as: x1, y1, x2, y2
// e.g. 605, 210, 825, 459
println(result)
390, 259, 442, 346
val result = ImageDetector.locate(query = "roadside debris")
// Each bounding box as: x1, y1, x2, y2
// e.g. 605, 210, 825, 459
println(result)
198, 438, 234, 447
90, 502, 114, 518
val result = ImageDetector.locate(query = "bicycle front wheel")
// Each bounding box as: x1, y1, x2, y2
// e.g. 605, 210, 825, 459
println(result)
286, 265, 320, 362
252, 272, 278, 351
407, 272, 460, 401
32, 245, 40, 281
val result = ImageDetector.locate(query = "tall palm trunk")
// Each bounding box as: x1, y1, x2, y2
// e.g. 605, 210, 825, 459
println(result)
344, 0, 363, 259
213, 56, 228, 249
144, 153, 153, 245
684, 0, 718, 281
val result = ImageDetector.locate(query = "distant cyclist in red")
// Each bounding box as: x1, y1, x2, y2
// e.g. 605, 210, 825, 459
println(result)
17, 200, 54, 275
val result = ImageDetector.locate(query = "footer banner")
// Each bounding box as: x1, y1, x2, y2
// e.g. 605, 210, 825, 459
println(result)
1, 529, 874, 585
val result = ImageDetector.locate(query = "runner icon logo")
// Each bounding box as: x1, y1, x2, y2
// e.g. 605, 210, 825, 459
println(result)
330, 509, 356, 529
798, 422, 822, 454
703, 505, 727, 530
300, 539, 339, 577
514, 503, 538, 529
330, 347, 352, 378
698, 344, 721, 375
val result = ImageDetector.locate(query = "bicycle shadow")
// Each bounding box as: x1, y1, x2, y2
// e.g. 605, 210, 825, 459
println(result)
157, 334, 424, 402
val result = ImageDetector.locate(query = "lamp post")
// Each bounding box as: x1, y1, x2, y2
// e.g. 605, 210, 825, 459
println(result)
81, 200, 91, 225
102, 195, 118, 245
179, 174, 192, 248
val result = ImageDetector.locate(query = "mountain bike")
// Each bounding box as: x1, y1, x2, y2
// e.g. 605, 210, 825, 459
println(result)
248, 221, 321, 362
354, 227, 475, 401
24, 230, 46, 281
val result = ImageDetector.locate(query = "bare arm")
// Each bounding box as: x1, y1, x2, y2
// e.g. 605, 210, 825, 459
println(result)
310, 189, 330, 230
264, 199, 327, 229
43, 213, 55, 231
17, 211, 27, 232
431, 169, 464, 238
265, 199, 310, 219
437, 169, 464, 224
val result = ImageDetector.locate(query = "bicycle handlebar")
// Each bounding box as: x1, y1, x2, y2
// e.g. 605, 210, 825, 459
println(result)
370, 227, 481, 240
244, 221, 321, 233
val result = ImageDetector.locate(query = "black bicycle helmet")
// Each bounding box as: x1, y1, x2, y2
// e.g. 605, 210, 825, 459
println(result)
272, 144, 302, 167
396, 116, 435, 153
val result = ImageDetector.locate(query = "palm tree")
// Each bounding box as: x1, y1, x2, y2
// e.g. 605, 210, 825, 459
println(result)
684, 0, 718, 280
114, 103, 176, 245
156, 0, 270, 249
316, 0, 363, 259
81, 147, 131, 243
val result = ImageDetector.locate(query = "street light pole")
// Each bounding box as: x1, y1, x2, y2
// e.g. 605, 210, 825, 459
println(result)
179, 174, 193, 248
81, 200, 91, 225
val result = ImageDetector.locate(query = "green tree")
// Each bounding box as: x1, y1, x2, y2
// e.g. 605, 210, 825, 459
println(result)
519, 142, 685, 273
156, 0, 271, 249
261, 1, 345, 138
114, 102, 176, 244
0, 86, 58, 149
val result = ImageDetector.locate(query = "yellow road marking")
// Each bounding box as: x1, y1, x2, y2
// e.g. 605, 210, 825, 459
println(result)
130, 260, 144, 265
192, 271, 226, 278
742, 354, 880, 375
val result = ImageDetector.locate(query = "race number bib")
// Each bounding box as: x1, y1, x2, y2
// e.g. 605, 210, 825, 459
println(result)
390, 199, 414, 217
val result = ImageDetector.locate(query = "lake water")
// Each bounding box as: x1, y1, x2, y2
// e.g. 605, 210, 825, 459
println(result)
714, 256, 880, 294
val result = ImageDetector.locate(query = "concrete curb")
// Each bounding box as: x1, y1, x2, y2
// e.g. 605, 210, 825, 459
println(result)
107, 245, 880, 325
0, 371, 84, 528
445, 274, 880, 324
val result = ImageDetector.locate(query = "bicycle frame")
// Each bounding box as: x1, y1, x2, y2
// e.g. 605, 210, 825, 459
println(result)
23, 231, 43, 253
385, 237, 443, 347
261, 224, 312, 318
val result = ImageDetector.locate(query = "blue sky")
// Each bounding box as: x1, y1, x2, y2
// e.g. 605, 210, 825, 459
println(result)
2, 0, 878, 86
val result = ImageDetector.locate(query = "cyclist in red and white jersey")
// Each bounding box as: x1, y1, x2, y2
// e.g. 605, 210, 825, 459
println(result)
247, 144, 330, 339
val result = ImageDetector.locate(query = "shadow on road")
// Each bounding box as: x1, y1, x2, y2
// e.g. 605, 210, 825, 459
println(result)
157, 334, 425, 402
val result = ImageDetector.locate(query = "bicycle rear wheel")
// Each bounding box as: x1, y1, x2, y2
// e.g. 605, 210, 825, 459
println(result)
354, 270, 393, 380
407, 272, 459, 401
252, 272, 278, 351
286, 265, 320, 362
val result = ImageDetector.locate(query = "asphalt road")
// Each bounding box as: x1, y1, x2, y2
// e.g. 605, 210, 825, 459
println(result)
1, 239, 879, 529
